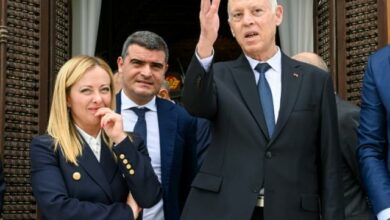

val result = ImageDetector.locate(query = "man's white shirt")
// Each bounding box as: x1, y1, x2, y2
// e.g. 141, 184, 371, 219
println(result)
120, 91, 165, 220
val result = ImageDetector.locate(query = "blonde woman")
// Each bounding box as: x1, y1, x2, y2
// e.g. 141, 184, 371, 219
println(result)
30, 56, 161, 220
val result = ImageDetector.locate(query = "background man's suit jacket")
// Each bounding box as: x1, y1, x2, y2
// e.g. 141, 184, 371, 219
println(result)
30, 134, 162, 220
181, 53, 344, 220
357, 45, 390, 216
116, 95, 198, 220
336, 96, 375, 220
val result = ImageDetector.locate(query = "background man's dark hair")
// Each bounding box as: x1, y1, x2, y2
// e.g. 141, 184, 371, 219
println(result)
121, 31, 169, 63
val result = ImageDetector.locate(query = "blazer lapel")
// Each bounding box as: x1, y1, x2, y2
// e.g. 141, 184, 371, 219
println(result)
231, 54, 270, 138
99, 140, 118, 184
156, 98, 176, 192
268, 54, 303, 146
78, 143, 114, 202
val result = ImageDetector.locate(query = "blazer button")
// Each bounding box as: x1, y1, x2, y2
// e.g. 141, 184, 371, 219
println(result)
119, 154, 125, 159
265, 151, 272, 159
72, 172, 81, 181
122, 159, 128, 164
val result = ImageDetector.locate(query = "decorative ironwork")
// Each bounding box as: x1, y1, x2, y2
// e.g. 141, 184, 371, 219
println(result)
3, 0, 41, 218
316, 0, 332, 70
344, 0, 378, 105
0, 26, 8, 43
2, 0, 70, 219
315, 0, 380, 106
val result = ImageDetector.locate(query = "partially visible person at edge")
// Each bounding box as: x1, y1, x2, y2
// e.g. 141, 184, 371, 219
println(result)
30, 55, 162, 220
293, 52, 375, 220
157, 80, 172, 102
180, 0, 344, 219
116, 31, 198, 220
357, 45, 390, 220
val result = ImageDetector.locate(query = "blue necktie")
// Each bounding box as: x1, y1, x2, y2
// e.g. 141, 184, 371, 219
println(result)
131, 107, 149, 144
255, 63, 275, 137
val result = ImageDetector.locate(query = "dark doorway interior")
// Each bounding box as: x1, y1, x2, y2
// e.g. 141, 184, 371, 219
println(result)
96, 0, 240, 68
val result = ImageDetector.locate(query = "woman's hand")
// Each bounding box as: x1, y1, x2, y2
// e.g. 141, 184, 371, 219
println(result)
95, 107, 127, 143
127, 192, 142, 219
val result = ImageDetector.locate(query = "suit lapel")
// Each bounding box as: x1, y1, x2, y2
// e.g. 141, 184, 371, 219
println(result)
268, 54, 303, 146
78, 142, 114, 202
115, 92, 122, 113
231, 55, 270, 138
156, 98, 176, 192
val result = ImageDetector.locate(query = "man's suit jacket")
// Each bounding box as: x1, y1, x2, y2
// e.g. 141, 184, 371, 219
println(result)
181, 53, 343, 220
357, 45, 390, 216
336, 96, 375, 220
30, 134, 162, 220
195, 118, 211, 166
116, 94, 198, 220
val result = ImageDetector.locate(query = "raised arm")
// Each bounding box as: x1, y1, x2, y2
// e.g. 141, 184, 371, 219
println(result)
197, 0, 221, 58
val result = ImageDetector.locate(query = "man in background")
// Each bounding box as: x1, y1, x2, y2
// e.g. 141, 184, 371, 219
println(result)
293, 52, 375, 220
157, 80, 171, 101
116, 31, 198, 220
158, 80, 211, 166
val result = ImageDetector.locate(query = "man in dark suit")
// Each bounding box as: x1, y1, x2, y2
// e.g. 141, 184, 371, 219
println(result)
158, 81, 211, 167
293, 52, 375, 220
116, 31, 198, 220
180, 0, 343, 219
357, 45, 390, 220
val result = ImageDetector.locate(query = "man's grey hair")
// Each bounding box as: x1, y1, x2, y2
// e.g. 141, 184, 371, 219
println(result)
121, 31, 169, 63
270, 0, 277, 11
228, 0, 278, 20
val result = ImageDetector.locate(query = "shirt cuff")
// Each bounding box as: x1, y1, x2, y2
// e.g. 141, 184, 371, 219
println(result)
377, 207, 390, 220
195, 48, 214, 72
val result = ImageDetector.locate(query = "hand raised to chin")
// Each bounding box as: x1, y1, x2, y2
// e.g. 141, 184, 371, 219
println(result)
95, 107, 127, 143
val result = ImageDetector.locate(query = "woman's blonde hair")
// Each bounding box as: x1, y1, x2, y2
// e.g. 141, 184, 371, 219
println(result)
47, 55, 115, 165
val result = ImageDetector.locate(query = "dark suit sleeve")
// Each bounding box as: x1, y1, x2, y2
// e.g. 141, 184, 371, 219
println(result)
179, 114, 199, 211
182, 55, 217, 119
357, 54, 390, 215
319, 75, 344, 220
196, 118, 211, 166
30, 136, 134, 220
112, 136, 162, 208
337, 100, 361, 183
